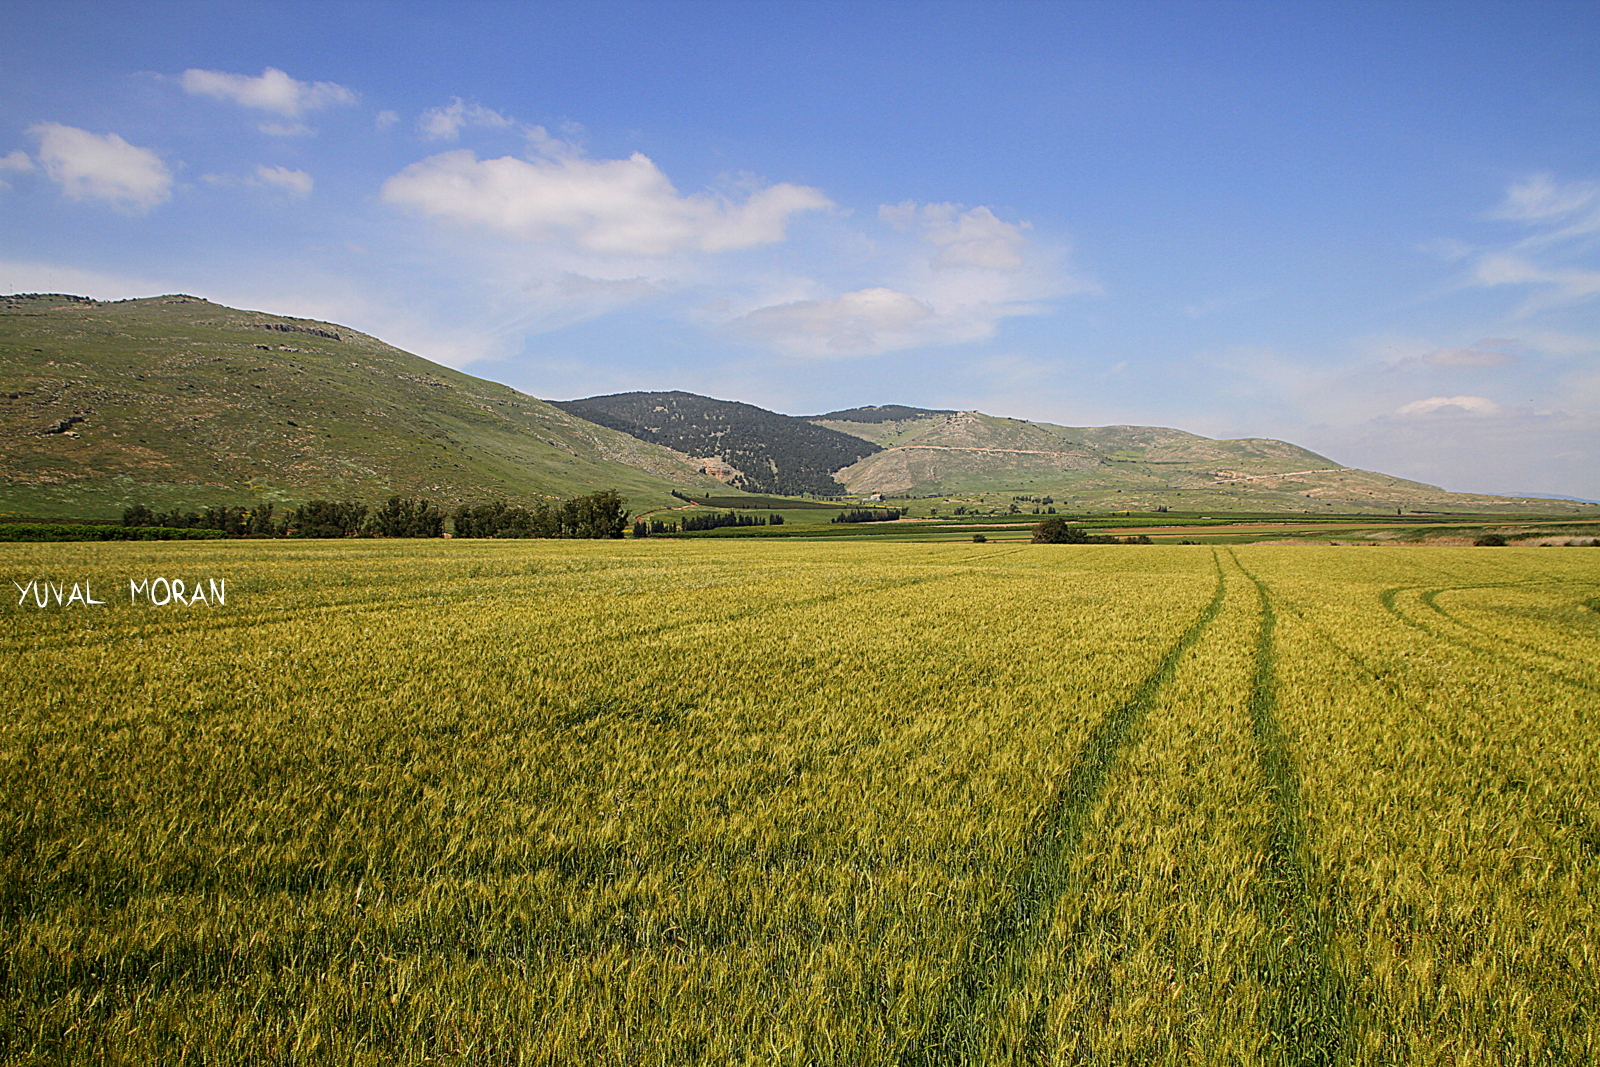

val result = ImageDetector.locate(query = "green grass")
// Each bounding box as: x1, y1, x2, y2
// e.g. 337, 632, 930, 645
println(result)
0, 295, 734, 519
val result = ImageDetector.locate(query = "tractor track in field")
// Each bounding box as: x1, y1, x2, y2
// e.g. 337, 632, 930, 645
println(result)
1418, 587, 1600, 689
1378, 583, 1600, 697
1274, 587, 1600, 866
1229, 552, 1348, 1067
901, 550, 1228, 1066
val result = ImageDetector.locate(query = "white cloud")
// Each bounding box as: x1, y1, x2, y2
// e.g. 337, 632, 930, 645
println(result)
883, 201, 1029, 270
418, 98, 516, 140
1396, 395, 1502, 417
180, 67, 358, 119
381, 147, 831, 255
1422, 339, 1518, 367
731, 288, 934, 356
251, 164, 312, 196
29, 124, 172, 212
0, 149, 31, 192
1474, 253, 1600, 312
375, 110, 400, 130
731, 201, 1087, 357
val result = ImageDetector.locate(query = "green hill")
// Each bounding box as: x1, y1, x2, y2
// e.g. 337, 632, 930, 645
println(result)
553, 391, 880, 496
811, 409, 1590, 515
0, 294, 728, 519
3, 293, 1582, 521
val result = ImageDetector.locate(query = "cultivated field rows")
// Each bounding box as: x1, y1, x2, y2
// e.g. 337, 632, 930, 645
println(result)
1, 540, 1595, 1065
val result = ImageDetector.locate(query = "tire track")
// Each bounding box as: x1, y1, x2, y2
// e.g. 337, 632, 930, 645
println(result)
1273, 586, 1600, 864
1229, 552, 1347, 1067
1418, 587, 1600, 687
1378, 584, 1600, 697
902, 550, 1228, 1066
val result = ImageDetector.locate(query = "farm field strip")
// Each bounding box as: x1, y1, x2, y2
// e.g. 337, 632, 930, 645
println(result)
2, 542, 1031, 659
1, 542, 1596, 1064
6, 547, 1011, 662
1229, 553, 1345, 1065
3, 541, 1223, 1065
919, 549, 1349, 1064
908, 553, 1228, 1064
1261, 567, 1600, 882
1259, 549, 1600, 1064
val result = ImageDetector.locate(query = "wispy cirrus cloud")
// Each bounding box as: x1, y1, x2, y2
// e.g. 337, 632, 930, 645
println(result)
1472, 252, 1600, 313
1490, 174, 1600, 244
1467, 175, 1600, 313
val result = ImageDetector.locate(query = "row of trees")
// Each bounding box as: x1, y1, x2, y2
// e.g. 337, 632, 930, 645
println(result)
450, 491, 630, 539
121, 490, 628, 539
831, 508, 904, 524
122, 503, 280, 536
123, 498, 442, 538
679, 511, 784, 532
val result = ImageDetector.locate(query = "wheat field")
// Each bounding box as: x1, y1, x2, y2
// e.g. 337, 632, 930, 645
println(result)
2, 539, 1596, 1065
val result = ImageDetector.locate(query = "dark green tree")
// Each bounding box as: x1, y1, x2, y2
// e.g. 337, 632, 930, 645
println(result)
369, 496, 444, 537
1033, 518, 1115, 544
289, 499, 368, 538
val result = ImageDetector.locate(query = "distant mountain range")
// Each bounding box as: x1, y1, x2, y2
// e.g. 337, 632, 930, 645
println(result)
3, 293, 1589, 518
809, 408, 1441, 512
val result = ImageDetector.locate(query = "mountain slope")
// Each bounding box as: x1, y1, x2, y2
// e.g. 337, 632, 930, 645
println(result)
814, 409, 1583, 514
807, 404, 956, 424
553, 391, 880, 496
0, 294, 726, 518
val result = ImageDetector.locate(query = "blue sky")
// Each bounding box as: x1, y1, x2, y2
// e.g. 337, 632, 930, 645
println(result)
3, 0, 1599, 498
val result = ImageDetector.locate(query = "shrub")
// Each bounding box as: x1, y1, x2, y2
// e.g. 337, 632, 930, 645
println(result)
0, 523, 225, 542
1475, 533, 1509, 547
972, 533, 987, 543
1032, 518, 1116, 544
